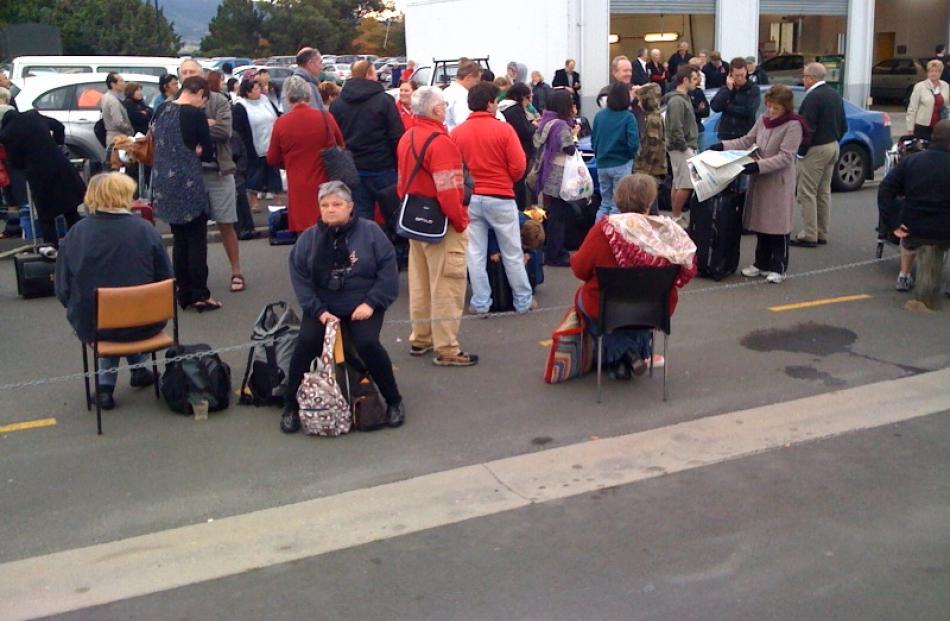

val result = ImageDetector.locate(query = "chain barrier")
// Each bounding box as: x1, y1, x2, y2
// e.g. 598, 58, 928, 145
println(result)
0, 254, 899, 393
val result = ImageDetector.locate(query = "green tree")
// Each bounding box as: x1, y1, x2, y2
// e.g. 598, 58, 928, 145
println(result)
200, 0, 263, 57
260, 0, 383, 56
352, 16, 404, 55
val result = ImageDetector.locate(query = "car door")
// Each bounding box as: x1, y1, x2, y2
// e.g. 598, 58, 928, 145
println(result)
871, 59, 896, 98
891, 59, 918, 97
69, 82, 108, 160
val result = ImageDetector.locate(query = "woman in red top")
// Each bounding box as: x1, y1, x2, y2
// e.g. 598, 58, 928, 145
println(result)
397, 80, 418, 130
571, 173, 697, 379
267, 76, 345, 233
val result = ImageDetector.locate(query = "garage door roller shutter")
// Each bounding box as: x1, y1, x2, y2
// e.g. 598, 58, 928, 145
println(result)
759, 0, 849, 17
610, 0, 715, 15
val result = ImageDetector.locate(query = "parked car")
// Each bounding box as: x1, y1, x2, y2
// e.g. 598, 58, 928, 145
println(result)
266, 55, 298, 67
12, 55, 179, 80
11, 72, 161, 167
211, 57, 253, 71
759, 53, 840, 86
232, 65, 295, 89
870, 57, 929, 104
408, 57, 492, 89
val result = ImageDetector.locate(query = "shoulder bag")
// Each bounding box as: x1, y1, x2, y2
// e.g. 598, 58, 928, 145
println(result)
320, 112, 361, 189
396, 130, 447, 243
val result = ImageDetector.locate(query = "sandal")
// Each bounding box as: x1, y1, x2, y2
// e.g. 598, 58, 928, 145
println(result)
192, 298, 222, 313
230, 274, 246, 293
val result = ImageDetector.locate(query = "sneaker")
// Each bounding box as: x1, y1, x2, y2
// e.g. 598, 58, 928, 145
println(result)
130, 368, 155, 388
409, 344, 433, 357
673, 215, 688, 228
280, 406, 300, 434
516, 298, 539, 314
386, 401, 406, 428
766, 272, 786, 284
895, 273, 914, 292
741, 265, 763, 278
467, 305, 489, 318
433, 352, 479, 367
626, 354, 648, 377
646, 354, 665, 368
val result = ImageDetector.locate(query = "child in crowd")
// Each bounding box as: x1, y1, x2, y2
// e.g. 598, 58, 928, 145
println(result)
488, 212, 546, 290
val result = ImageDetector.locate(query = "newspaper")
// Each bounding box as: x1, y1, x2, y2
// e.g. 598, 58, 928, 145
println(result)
687, 147, 758, 202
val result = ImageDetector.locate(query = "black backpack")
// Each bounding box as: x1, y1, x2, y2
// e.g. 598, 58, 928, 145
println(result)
161, 344, 232, 415
239, 302, 300, 406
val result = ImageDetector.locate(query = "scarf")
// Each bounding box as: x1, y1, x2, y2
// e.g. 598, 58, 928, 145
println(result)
763, 112, 812, 147
603, 213, 697, 267
313, 215, 358, 289
536, 111, 573, 191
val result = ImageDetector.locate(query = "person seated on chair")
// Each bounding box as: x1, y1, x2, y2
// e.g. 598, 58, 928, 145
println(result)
570, 173, 697, 380
54, 172, 173, 411
282, 180, 403, 434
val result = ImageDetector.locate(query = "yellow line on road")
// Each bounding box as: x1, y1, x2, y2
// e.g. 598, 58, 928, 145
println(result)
769, 294, 872, 313
539, 339, 553, 347
0, 418, 57, 434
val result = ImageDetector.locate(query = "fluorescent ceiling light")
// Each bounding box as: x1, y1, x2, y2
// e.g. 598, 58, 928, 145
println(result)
608, 34, 620, 44
644, 32, 679, 43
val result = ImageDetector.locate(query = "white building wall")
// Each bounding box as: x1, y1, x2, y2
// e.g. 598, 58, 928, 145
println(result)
716, 0, 760, 61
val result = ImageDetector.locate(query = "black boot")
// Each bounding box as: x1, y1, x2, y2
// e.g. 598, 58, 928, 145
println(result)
386, 400, 406, 428
280, 404, 300, 434
95, 386, 116, 410
130, 368, 155, 387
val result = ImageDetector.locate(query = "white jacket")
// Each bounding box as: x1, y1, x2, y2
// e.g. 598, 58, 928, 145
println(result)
906, 79, 950, 129
442, 81, 470, 133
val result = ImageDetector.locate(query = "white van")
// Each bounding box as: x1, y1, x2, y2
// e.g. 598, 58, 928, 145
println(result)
12, 56, 180, 81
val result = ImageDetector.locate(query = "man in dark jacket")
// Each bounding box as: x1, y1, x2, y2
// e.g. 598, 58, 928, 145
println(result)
793, 62, 848, 247
710, 57, 761, 141
878, 119, 950, 294
746, 56, 769, 85
668, 41, 692, 77
330, 59, 405, 220
632, 48, 651, 86
702, 51, 729, 89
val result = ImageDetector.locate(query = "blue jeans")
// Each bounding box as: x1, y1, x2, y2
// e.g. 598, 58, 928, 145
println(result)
98, 353, 149, 387
576, 293, 651, 365
352, 169, 398, 221
595, 161, 633, 222
467, 195, 534, 313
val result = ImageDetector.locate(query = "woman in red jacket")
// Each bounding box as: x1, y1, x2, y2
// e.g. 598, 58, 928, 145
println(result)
397, 80, 418, 130
571, 173, 697, 379
267, 76, 345, 233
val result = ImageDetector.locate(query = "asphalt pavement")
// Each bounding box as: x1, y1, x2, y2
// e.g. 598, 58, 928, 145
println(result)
0, 179, 948, 619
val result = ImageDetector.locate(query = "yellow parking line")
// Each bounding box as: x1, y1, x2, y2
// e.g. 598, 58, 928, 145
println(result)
539, 339, 553, 348
769, 294, 872, 313
0, 418, 57, 434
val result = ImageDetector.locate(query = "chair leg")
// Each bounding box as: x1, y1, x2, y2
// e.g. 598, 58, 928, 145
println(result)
82, 345, 91, 412
152, 352, 160, 400
596, 336, 604, 404
662, 333, 669, 402
93, 356, 102, 435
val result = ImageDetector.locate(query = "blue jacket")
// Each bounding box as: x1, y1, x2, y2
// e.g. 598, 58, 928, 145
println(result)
591, 107, 640, 169
289, 218, 399, 318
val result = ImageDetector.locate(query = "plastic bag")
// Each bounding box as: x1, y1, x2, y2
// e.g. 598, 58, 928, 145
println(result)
559, 151, 594, 202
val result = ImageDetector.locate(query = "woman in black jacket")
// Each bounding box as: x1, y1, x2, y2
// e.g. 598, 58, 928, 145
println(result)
283, 181, 402, 434
500, 83, 536, 209
122, 82, 153, 136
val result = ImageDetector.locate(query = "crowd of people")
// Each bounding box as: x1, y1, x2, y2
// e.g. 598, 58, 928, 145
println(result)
0, 42, 947, 421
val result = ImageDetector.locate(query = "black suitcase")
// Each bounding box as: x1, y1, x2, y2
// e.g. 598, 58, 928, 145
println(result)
487, 259, 515, 313
687, 190, 742, 281
14, 252, 56, 298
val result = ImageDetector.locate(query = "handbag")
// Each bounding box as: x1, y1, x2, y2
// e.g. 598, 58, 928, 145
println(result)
320, 112, 361, 189
296, 318, 352, 436
543, 305, 594, 384
559, 150, 594, 202
396, 130, 448, 243
127, 131, 154, 167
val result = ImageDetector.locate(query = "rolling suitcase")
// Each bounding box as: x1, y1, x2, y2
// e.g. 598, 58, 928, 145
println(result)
487, 258, 515, 313
687, 189, 742, 281
13, 186, 56, 298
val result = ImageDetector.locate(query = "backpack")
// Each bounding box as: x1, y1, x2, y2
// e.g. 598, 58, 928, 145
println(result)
161, 344, 232, 415
239, 302, 300, 406
296, 319, 352, 436
268, 208, 296, 246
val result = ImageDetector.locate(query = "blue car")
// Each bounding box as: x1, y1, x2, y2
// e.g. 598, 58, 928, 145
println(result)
579, 86, 892, 194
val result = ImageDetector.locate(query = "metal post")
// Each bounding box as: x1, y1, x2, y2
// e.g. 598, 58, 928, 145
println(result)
596, 336, 603, 403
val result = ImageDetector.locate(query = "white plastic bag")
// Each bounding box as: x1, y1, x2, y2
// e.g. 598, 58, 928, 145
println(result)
559, 151, 594, 202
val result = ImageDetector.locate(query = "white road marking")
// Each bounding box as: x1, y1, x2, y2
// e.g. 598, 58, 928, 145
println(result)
1, 368, 948, 620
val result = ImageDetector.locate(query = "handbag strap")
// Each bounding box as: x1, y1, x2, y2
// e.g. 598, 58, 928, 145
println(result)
315, 318, 339, 379
403, 129, 441, 192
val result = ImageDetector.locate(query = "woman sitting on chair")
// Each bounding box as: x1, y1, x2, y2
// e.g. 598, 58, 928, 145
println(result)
570, 173, 697, 380
55, 172, 173, 410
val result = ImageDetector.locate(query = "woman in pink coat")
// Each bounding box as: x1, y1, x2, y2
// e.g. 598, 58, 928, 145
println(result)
710, 84, 808, 284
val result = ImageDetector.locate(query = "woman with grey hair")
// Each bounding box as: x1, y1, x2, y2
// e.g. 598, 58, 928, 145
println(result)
267, 76, 345, 232
282, 180, 402, 434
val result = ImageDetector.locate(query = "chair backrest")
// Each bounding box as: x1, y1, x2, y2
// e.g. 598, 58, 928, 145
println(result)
596, 266, 679, 335
96, 279, 175, 331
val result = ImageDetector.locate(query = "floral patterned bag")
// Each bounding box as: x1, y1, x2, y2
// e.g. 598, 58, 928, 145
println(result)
296, 318, 352, 437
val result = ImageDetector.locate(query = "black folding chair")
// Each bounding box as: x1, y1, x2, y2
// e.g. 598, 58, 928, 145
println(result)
595, 266, 680, 403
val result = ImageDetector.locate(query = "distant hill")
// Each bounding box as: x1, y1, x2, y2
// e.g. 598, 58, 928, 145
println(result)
161, 0, 220, 48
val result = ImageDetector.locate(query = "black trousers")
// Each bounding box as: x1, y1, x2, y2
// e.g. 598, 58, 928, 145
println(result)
286, 311, 401, 410
913, 124, 933, 140
543, 194, 571, 265
235, 174, 255, 235
170, 213, 210, 307
754, 233, 789, 274
39, 209, 81, 247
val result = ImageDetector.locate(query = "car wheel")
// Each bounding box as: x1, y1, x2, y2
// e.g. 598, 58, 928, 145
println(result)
831, 144, 867, 192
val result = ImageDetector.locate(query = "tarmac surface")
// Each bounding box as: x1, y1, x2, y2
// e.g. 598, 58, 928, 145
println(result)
0, 174, 948, 619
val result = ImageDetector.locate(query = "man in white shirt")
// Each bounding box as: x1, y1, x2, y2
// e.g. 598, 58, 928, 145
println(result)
442, 59, 483, 132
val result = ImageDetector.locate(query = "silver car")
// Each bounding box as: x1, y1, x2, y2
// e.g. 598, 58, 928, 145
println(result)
870, 57, 928, 104
759, 53, 838, 86
13, 72, 160, 166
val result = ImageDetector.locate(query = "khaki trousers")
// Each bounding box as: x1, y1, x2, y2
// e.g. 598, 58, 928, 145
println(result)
408, 228, 468, 357
795, 141, 839, 242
